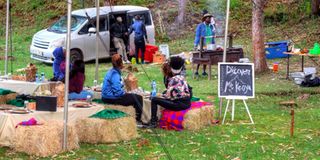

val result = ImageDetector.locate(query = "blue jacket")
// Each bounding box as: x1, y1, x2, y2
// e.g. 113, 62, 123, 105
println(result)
129, 20, 147, 40
52, 47, 65, 80
101, 67, 125, 99
194, 22, 215, 47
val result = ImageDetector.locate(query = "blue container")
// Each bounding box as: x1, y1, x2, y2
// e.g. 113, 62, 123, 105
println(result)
265, 40, 290, 59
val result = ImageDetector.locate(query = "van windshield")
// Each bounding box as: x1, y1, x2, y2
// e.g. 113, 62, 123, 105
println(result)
48, 15, 87, 33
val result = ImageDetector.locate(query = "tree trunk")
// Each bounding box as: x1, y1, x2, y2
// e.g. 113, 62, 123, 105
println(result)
177, 0, 187, 26
311, 0, 320, 15
252, 0, 268, 73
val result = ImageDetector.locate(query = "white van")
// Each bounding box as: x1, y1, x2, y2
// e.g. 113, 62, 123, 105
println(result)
30, 5, 155, 63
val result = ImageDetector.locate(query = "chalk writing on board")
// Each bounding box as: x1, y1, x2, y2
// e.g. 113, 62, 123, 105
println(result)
219, 63, 254, 98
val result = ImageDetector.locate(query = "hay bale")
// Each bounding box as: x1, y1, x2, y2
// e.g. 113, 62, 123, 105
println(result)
0, 93, 18, 104
13, 120, 79, 157
75, 117, 138, 144
183, 105, 215, 131
104, 105, 136, 117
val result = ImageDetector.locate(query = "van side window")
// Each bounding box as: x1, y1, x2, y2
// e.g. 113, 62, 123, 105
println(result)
78, 16, 108, 35
128, 11, 151, 26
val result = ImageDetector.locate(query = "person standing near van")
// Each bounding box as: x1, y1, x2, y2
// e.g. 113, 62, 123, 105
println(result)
110, 17, 130, 63
193, 13, 215, 76
129, 15, 149, 64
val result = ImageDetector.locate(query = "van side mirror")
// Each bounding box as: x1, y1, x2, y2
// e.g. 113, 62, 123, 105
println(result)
88, 27, 96, 35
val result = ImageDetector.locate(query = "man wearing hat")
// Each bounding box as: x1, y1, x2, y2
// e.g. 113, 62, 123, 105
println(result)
193, 13, 215, 76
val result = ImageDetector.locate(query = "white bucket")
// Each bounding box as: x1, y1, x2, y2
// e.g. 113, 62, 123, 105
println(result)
207, 44, 216, 51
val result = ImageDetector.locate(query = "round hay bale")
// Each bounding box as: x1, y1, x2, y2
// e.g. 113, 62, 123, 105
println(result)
104, 105, 136, 117
183, 105, 215, 131
75, 116, 138, 144
12, 120, 79, 157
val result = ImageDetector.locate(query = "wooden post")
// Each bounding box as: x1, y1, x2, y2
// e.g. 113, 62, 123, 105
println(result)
290, 106, 294, 137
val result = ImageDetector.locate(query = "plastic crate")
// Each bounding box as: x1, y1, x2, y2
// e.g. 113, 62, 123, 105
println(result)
265, 40, 290, 59
138, 44, 158, 63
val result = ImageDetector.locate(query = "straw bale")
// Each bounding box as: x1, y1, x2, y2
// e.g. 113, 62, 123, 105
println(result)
52, 83, 65, 107
0, 96, 6, 104
0, 93, 18, 104
75, 116, 138, 144
104, 105, 136, 117
183, 105, 215, 131
6, 93, 18, 101
12, 120, 79, 157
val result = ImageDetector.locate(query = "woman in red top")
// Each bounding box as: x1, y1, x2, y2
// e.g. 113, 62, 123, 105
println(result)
68, 60, 93, 100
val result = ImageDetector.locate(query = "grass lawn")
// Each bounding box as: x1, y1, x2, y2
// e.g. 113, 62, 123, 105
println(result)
0, 52, 319, 159
0, 31, 320, 159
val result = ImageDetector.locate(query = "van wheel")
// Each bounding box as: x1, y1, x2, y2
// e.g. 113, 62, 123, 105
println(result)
70, 49, 83, 63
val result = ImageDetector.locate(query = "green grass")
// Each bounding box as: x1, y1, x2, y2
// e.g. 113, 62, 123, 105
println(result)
0, 53, 320, 159
1, 0, 320, 159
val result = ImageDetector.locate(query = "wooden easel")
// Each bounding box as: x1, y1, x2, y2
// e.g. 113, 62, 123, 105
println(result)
222, 97, 254, 124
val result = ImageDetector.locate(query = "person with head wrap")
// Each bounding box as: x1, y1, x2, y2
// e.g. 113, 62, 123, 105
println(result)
146, 56, 192, 128
110, 16, 130, 63
50, 39, 66, 82
101, 54, 144, 126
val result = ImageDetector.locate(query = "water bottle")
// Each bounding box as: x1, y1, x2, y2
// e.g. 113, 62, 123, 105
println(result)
93, 80, 98, 87
24, 101, 29, 109
41, 72, 45, 82
86, 95, 92, 104
150, 80, 157, 99
35, 73, 39, 83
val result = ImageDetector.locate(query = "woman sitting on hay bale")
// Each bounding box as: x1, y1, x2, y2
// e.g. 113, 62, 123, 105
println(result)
101, 54, 144, 126
146, 56, 192, 128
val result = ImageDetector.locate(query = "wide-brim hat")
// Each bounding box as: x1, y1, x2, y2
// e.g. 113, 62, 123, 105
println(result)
202, 13, 213, 21
169, 56, 185, 74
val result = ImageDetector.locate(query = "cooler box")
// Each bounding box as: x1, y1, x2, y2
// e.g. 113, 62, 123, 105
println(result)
265, 40, 290, 59
138, 44, 158, 63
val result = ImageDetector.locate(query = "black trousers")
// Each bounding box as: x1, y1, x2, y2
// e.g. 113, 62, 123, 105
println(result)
151, 97, 191, 122
102, 93, 143, 121
196, 64, 207, 73
134, 38, 146, 63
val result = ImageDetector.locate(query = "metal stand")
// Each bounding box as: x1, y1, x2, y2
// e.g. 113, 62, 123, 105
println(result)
222, 98, 254, 124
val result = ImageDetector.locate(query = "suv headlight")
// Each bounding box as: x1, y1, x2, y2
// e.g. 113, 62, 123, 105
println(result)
49, 38, 65, 50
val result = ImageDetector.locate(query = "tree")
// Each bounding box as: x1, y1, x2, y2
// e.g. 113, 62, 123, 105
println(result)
252, 0, 268, 73
311, 0, 320, 15
177, 0, 187, 26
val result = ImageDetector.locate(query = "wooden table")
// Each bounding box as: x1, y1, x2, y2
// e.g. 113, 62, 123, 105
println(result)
191, 48, 244, 80
283, 52, 319, 79
0, 80, 57, 95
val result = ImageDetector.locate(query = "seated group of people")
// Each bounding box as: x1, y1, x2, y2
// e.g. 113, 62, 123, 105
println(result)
100, 54, 192, 128
51, 46, 192, 128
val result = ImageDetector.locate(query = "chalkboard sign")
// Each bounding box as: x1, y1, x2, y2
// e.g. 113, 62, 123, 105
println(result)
218, 63, 255, 98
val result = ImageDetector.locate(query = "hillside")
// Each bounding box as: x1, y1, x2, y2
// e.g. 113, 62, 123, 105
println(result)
0, 0, 319, 57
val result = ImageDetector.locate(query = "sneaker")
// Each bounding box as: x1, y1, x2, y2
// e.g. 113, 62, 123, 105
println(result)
202, 72, 208, 76
195, 72, 199, 76
143, 121, 157, 128
136, 121, 144, 128
125, 60, 131, 64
